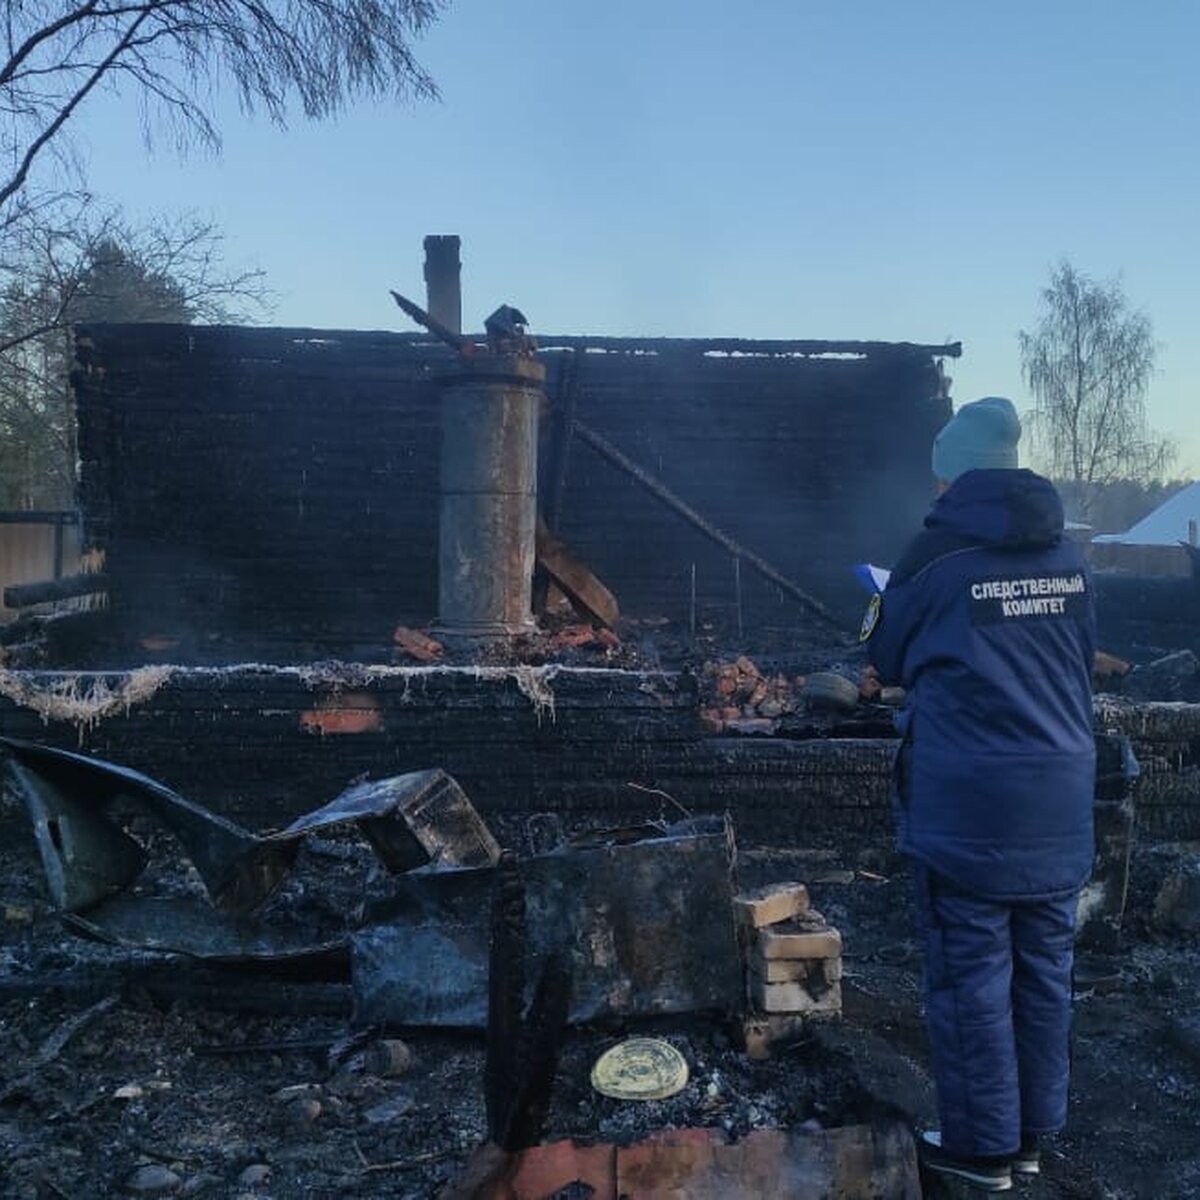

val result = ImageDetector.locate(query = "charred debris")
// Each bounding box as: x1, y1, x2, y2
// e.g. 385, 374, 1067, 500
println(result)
0, 239, 1198, 1197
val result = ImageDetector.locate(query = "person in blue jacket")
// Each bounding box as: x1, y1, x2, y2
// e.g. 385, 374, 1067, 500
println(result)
864, 396, 1096, 1193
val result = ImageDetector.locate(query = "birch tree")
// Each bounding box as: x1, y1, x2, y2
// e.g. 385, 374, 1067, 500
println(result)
1019, 261, 1172, 518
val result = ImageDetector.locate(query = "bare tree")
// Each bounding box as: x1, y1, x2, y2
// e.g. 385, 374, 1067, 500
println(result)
0, 2, 442, 508
0, 2, 442, 506
0, 0, 444, 222
0, 206, 268, 506
1019, 260, 1173, 519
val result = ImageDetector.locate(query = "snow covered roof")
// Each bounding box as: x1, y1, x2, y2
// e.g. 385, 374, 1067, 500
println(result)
1092, 481, 1200, 546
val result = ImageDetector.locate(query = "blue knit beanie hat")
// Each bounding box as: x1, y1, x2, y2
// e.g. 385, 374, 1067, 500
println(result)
932, 396, 1021, 483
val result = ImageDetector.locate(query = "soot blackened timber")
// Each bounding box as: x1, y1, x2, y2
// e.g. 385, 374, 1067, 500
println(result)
352, 817, 741, 1028
3, 572, 107, 609
0, 961, 353, 1017
535, 515, 619, 628
73, 324, 951, 654
571, 419, 845, 632
2, 666, 1190, 849
0, 666, 705, 828
486, 854, 527, 1143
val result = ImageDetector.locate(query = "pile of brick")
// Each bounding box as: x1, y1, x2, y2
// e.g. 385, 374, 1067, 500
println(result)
700, 656, 801, 733
735, 882, 844, 1059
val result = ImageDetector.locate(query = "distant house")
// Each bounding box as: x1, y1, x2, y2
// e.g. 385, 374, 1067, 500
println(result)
1092, 481, 1200, 576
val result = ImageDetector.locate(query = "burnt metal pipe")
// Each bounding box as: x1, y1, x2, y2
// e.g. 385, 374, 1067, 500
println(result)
423, 235, 462, 336
436, 355, 544, 639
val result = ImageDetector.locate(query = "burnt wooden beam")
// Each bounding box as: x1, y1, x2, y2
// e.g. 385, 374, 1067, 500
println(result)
572, 419, 847, 633
353, 817, 742, 1029
532, 334, 963, 359
544, 347, 582, 535
486, 854, 527, 1143
535, 517, 619, 629
0, 961, 352, 1017
501, 952, 571, 1152
4, 572, 107, 609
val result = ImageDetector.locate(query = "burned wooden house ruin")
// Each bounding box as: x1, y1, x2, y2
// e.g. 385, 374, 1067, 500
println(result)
2, 242, 1199, 1197
70, 324, 952, 660
0, 298, 966, 826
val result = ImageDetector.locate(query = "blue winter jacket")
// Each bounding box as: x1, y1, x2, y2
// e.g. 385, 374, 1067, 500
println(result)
867, 469, 1096, 901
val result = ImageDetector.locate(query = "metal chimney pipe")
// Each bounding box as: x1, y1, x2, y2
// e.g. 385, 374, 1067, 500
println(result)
436, 355, 544, 639
423, 235, 462, 336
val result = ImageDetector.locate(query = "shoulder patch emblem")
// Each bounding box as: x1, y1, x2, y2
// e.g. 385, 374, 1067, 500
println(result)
859, 592, 882, 642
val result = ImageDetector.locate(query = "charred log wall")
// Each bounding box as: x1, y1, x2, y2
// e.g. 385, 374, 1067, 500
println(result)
74, 325, 952, 658
1094, 574, 1200, 660
1096, 698, 1200, 840
75, 326, 447, 657
0, 666, 896, 841
541, 338, 952, 636
0, 668, 1194, 843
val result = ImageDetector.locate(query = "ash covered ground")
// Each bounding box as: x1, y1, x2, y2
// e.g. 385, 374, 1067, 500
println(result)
2, 796, 1199, 1199
1, 614, 1197, 1196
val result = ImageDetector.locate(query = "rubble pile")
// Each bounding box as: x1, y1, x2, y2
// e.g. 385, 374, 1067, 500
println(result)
4, 764, 1200, 1197
393, 619, 631, 669
700, 655, 803, 734
0, 739, 932, 1198
699, 654, 900, 735
0, 642, 1197, 1195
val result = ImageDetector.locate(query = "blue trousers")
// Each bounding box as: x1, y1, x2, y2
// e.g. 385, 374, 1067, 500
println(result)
912, 865, 1079, 1158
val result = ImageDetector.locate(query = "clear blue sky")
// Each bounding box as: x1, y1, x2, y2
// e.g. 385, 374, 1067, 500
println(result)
70, 0, 1199, 472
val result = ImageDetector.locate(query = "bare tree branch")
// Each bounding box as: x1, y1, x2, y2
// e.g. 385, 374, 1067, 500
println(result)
0, 1, 444, 218
0, 2, 443, 506
0, 10, 152, 210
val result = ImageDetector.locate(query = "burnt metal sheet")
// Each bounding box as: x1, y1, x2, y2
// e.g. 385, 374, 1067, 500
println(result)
274, 768, 500, 871
3, 737, 506, 968
2, 742, 499, 914
65, 893, 349, 965
353, 816, 742, 1028
6, 756, 147, 912
0, 736, 296, 913
354, 865, 491, 1025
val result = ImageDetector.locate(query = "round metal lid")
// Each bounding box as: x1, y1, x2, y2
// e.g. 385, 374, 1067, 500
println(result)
590, 1037, 689, 1101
